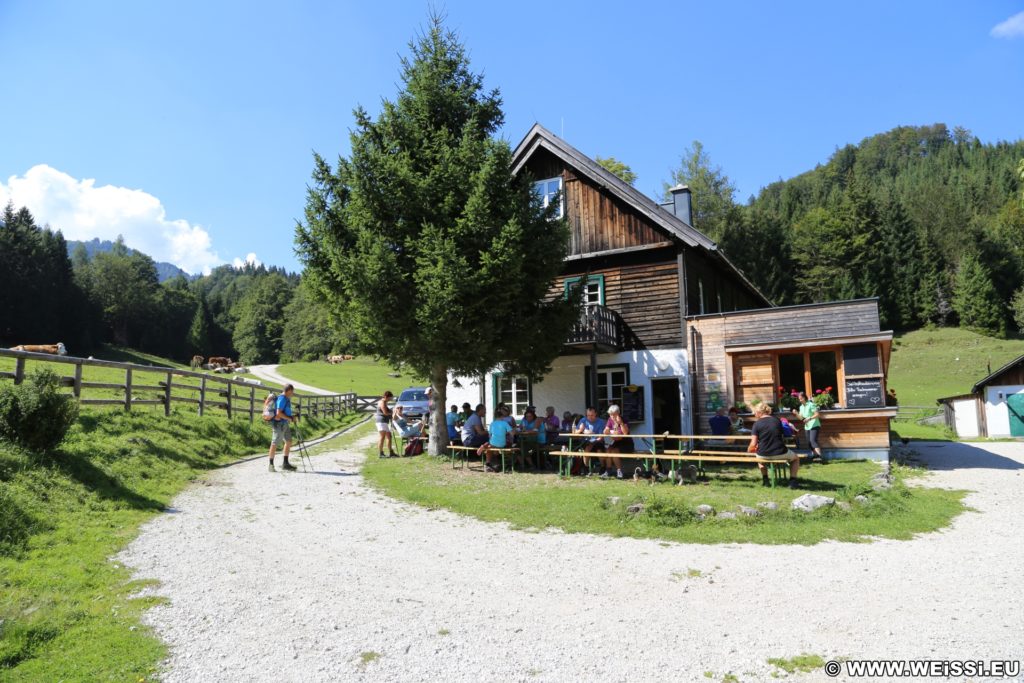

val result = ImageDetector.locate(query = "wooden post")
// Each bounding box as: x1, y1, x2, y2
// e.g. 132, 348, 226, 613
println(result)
199, 377, 206, 417
125, 368, 133, 412
226, 383, 233, 420
73, 363, 83, 399
249, 386, 255, 423
14, 358, 25, 385
164, 372, 172, 417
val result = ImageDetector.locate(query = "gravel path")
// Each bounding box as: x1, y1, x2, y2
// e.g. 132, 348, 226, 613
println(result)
247, 364, 334, 396
120, 438, 1024, 682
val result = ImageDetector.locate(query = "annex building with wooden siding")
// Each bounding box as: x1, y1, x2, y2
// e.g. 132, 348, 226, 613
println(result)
938, 356, 1024, 438
448, 124, 895, 460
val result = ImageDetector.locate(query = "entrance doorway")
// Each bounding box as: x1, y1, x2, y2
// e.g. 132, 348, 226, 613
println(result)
651, 378, 681, 451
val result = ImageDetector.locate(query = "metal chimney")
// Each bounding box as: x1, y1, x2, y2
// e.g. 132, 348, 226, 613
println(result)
669, 184, 693, 225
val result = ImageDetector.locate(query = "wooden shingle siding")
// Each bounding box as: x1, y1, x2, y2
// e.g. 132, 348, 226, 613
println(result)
554, 257, 683, 350
564, 170, 668, 255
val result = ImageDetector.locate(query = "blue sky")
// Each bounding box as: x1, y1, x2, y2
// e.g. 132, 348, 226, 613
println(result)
1, 0, 1022, 274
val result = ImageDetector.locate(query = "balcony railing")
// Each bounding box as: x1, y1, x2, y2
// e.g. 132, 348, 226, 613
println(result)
566, 304, 622, 351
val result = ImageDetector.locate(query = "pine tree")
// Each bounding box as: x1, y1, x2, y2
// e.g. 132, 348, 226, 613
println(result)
296, 15, 577, 455
186, 299, 211, 358
952, 253, 1005, 337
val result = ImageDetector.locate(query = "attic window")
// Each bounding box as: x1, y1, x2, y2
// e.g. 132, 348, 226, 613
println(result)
533, 177, 563, 218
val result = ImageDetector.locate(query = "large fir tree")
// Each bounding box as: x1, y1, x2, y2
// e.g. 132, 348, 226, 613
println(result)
297, 16, 578, 454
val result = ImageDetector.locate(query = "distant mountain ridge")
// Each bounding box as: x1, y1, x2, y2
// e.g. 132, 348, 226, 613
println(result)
66, 238, 195, 282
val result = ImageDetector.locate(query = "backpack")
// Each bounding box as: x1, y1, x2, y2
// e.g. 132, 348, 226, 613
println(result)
404, 438, 424, 456
262, 393, 278, 422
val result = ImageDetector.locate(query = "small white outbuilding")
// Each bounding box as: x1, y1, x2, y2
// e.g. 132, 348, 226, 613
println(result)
938, 355, 1024, 438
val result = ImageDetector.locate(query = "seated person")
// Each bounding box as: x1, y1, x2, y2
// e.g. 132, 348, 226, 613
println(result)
459, 402, 473, 423
518, 407, 544, 470
709, 407, 732, 436
391, 405, 424, 439
446, 404, 461, 443
543, 406, 561, 442
602, 404, 632, 479
460, 404, 488, 449
574, 406, 606, 475
749, 402, 800, 489
728, 406, 749, 434
478, 412, 515, 472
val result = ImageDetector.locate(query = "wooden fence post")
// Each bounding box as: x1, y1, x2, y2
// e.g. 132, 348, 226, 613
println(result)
14, 358, 25, 385
164, 372, 172, 417
226, 383, 233, 420
249, 386, 255, 423
125, 368, 132, 412
199, 377, 206, 417
73, 363, 83, 399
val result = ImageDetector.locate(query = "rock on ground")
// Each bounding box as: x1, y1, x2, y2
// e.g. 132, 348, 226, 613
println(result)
791, 493, 836, 512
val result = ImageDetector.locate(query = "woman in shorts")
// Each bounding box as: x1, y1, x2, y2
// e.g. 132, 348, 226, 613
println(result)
375, 390, 397, 458
602, 404, 632, 479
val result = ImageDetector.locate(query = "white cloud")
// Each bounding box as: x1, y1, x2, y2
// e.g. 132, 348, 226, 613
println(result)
991, 11, 1024, 38
233, 252, 262, 269
0, 164, 223, 275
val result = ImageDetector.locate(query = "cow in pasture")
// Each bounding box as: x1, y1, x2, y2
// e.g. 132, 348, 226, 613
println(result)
342, 354, 354, 360
10, 343, 67, 356
208, 356, 232, 368
328, 355, 345, 364
190, 355, 204, 369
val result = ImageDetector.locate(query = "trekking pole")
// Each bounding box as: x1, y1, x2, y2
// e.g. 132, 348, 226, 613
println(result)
294, 421, 314, 473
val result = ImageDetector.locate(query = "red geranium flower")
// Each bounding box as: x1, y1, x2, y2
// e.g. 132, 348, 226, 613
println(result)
826, 386, 833, 392
815, 389, 822, 394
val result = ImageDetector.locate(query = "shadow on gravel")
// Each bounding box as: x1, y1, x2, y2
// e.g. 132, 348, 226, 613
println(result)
914, 442, 1024, 471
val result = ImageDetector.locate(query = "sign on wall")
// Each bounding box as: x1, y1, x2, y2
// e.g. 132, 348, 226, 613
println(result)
621, 385, 644, 422
845, 378, 884, 407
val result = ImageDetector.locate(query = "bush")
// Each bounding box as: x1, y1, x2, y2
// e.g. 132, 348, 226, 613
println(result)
0, 369, 79, 452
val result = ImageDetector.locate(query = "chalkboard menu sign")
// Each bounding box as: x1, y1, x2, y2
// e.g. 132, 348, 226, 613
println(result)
845, 378, 884, 408
621, 386, 645, 422
843, 344, 881, 376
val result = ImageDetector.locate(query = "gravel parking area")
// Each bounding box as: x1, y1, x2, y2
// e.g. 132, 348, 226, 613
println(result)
120, 437, 1024, 682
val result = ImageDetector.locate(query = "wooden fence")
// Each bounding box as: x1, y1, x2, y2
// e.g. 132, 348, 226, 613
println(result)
0, 348, 376, 423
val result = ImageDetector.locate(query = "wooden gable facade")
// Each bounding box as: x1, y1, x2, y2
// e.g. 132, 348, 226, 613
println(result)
513, 125, 770, 354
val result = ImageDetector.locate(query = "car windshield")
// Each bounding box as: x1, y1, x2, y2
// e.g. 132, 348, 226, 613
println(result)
399, 389, 428, 402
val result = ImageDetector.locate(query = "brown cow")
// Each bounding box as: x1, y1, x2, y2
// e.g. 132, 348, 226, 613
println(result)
190, 355, 204, 369
342, 354, 354, 361
11, 343, 67, 356
208, 356, 232, 368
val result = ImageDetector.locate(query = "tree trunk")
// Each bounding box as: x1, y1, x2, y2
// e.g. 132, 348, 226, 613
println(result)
428, 363, 449, 456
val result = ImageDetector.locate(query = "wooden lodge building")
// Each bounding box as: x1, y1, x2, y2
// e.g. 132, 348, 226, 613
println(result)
448, 125, 896, 460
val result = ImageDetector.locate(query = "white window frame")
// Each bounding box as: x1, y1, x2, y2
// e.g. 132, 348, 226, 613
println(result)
595, 366, 628, 415
533, 176, 563, 218
495, 374, 531, 419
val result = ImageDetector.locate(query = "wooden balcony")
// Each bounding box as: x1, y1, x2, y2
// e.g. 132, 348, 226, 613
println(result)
566, 304, 622, 353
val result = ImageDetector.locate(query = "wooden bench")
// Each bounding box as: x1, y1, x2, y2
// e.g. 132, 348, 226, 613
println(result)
643, 452, 799, 487
446, 444, 519, 472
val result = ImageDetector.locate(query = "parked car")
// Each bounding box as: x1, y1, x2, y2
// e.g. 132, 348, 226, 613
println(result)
395, 387, 430, 419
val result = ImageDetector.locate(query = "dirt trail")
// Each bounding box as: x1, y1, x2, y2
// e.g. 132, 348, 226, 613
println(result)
247, 364, 334, 396
120, 438, 1024, 682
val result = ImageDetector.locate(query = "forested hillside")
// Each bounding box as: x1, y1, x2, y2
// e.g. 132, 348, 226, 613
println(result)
1, 203, 353, 364
708, 124, 1024, 335
66, 238, 193, 283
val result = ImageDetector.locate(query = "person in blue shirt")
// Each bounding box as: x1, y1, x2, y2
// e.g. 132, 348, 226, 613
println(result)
708, 407, 732, 436
574, 406, 606, 476
446, 404, 460, 443
478, 411, 515, 472
268, 384, 297, 472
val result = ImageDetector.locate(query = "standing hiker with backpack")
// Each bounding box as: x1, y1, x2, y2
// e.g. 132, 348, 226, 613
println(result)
266, 384, 298, 472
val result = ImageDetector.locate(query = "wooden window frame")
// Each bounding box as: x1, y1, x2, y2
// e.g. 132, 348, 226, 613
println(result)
583, 363, 630, 415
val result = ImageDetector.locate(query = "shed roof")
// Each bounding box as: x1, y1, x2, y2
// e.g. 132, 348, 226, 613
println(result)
511, 123, 771, 307
971, 354, 1024, 394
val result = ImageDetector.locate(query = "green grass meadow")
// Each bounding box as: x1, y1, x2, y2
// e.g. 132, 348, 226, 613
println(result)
276, 357, 425, 396
362, 452, 966, 546
887, 328, 1024, 441
0, 404, 362, 681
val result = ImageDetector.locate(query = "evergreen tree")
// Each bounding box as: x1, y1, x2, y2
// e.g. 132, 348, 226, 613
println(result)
663, 140, 738, 240
952, 253, 1005, 337
1011, 287, 1024, 334
81, 237, 160, 346
231, 273, 293, 364
186, 298, 211, 358
297, 16, 577, 455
